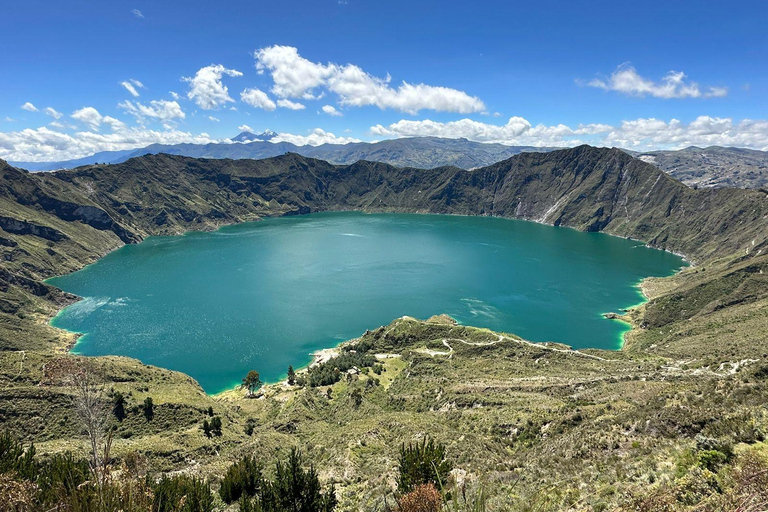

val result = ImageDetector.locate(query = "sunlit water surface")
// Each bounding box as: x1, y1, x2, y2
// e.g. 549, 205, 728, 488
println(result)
48, 212, 685, 393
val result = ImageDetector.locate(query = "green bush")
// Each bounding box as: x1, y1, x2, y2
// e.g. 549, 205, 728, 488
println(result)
143, 397, 154, 421
697, 449, 730, 471
397, 439, 452, 494
152, 475, 214, 512
220, 455, 262, 503
237, 448, 336, 512
0, 431, 37, 480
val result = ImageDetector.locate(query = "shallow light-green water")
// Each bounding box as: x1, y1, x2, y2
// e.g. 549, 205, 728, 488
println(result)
48, 212, 685, 393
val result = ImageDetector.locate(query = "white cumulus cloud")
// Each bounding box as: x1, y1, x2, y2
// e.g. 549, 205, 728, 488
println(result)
1, 126, 215, 162
238, 124, 253, 132
586, 64, 728, 99
21, 102, 38, 112
254, 45, 485, 114
184, 64, 243, 110
277, 99, 306, 110
271, 128, 360, 146
370, 115, 768, 151
322, 105, 342, 116
241, 88, 276, 111
71, 107, 125, 131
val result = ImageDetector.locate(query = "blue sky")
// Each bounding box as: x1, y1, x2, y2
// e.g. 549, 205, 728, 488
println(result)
2, 0, 767, 161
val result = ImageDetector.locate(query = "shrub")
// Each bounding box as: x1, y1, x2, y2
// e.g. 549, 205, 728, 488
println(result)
219, 455, 262, 503
237, 448, 336, 512
36, 453, 90, 506
152, 475, 214, 512
697, 449, 730, 471
143, 397, 154, 421
0, 432, 37, 480
211, 416, 223, 436
112, 392, 127, 421
350, 388, 363, 408
397, 439, 452, 494
397, 483, 442, 512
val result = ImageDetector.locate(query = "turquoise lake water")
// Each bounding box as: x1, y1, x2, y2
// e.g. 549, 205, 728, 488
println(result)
48, 212, 685, 393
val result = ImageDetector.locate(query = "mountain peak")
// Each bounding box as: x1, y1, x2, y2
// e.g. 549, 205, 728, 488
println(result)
232, 130, 278, 143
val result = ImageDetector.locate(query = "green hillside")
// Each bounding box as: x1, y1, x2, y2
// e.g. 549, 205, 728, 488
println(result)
1, 146, 767, 511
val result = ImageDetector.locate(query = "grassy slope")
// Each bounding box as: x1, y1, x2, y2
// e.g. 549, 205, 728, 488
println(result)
0, 146, 767, 510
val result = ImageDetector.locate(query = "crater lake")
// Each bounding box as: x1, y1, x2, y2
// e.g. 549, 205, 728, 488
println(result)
48, 212, 686, 393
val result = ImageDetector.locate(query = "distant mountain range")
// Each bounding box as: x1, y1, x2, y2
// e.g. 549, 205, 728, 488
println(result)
9, 132, 768, 189
7, 132, 557, 172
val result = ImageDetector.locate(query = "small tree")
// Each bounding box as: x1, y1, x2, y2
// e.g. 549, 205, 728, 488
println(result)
211, 416, 223, 436
142, 397, 154, 421
287, 366, 296, 386
258, 448, 337, 512
68, 364, 108, 478
350, 388, 363, 408
112, 392, 126, 421
219, 455, 262, 503
152, 475, 215, 512
202, 420, 212, 438
397, 439, 452, 494
242, 370, 262, 397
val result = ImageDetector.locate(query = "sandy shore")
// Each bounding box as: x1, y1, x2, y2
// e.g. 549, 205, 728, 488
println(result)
309, 347, 341, 368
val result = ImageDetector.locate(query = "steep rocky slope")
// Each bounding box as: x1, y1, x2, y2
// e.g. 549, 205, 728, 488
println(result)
633, 145, 768, 189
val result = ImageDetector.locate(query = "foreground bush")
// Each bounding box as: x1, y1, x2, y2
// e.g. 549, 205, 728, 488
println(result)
237, 448, 336, 512
396, 483, 442, 512
397, 439, 452, 494
219, 455, 262, 503
153, 475, 214, 512
0, 431, 214, 512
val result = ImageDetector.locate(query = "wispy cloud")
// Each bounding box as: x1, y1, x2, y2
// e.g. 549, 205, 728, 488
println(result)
131, 9, 144, 18
20, 102, 38, 112
119, 100, 185, 122
120, 78, 145, 97
44, 107, 63, 119
584, 64, 727, 99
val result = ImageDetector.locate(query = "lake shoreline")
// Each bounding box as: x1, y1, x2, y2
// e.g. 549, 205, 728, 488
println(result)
44, 210, 690, 396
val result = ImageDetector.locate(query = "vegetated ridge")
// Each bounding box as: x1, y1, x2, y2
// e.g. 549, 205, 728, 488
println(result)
12, 133, 768, 190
